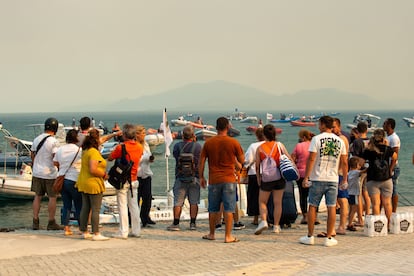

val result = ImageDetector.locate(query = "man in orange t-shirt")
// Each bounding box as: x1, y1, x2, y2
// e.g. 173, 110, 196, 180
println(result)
199, 117, 244, 243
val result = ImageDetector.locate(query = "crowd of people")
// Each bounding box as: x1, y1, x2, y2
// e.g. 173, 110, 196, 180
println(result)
30, 114, 403, 246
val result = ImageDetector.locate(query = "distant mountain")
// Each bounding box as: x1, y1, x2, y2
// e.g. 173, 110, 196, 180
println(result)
72, 80, 407, 112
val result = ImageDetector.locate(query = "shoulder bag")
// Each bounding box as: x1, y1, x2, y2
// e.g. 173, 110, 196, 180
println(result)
53, 147, 80, 193
277, 142, 300, 182
238, 167, 249, 184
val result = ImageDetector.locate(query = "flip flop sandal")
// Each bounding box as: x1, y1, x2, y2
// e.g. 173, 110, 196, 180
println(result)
202, 235, 215, 241
225, 237, 240, 243
347, 225, 357, 231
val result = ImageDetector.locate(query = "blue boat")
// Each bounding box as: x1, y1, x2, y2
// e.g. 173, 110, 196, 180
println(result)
270, 113, 300, 123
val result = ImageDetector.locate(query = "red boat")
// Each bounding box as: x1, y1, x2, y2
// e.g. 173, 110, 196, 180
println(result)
290, 120, 316, 127
246, 126, 282, 135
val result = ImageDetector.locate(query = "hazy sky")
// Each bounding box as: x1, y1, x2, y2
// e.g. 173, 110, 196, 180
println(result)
1, 0, 413, 113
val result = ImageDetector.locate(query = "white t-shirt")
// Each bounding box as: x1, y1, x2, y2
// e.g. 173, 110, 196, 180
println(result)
53, 143, 82, 182
244, 141, 265, 175
31, 133, 60, 179
386, 132, 400, 150
138, 142, 153, 179
386, 132, 400, 165
308, 132, 347, 182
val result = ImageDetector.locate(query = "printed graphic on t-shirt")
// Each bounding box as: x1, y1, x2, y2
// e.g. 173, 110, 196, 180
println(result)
319, 137, 342, 158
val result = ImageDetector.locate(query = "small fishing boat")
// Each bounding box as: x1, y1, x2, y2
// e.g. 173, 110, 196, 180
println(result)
402, 117, 414, 128
346, 113, 381, 132
245, 126, 282, 135
239, 116, 258, 124
228, 127, 241, 137
170, 116, 214, 130
195, 128, 217, 141
290, 120, 316, 127
270, 113, 300, 123
145, 133, 165, 147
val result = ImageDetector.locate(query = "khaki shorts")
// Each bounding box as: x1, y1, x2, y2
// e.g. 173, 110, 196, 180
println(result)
366, 178, 393, 198
31, 176, 57, 197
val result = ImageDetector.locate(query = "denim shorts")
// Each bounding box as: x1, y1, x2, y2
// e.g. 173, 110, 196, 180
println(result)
392, 166, 400, 196
337, 175, 349, 199
208, 183, 236, 213
308, 181, 338, 207
173, 178, 200, 206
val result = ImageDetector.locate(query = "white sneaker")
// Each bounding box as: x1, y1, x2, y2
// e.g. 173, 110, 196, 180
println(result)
299, 235, 315, 245
324, 237, 338, 247
92, 233, 110, 241
254, 220, 268, 235
83, 232, 93, 239
112, 233, 128, 240
272, 225, 281, 234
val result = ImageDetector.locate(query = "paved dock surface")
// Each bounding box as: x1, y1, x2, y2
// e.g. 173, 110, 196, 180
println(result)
0, 206, 413, 275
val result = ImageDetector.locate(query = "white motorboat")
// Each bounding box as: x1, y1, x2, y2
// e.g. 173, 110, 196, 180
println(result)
170, 117, 189, 127
0, 164, 117, 200
402, 117, 414, 128
145, 133, 165, 147
0, 152, 32, 168
226, 109, 247, 121
1, 123, 117, 163
346, 113, 381, 132
195, 128, 217, 141
100, 184, 248, 223
239, 116, 258, 124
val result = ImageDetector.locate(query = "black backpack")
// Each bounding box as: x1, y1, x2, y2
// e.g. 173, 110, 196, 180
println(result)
177, 142, 196, 183
108, 144, 134, 191
370, 149, 391, 181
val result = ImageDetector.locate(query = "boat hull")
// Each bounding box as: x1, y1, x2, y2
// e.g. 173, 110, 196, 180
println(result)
99, 183, 327, 224
402, 117, 414, 128
100, 184, 248, 223
145, 133, 165, 147
0, 174, 116, 200
240, 116, 258, 123
246, 126, 282, 135
195, 129, 217, 141
290, 120, 316, 127
0, 153, 32, 168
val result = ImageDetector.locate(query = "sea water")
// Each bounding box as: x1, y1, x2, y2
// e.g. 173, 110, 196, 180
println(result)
1, 110, 413, 228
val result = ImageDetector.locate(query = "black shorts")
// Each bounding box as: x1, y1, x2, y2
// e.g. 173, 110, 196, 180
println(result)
260, 178, 286, 192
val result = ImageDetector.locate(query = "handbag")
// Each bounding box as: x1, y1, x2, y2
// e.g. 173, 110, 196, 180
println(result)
277, 142, 300, 181
52, 175, 65, 193
238, 167, 249, 184
53, 146, 80, 193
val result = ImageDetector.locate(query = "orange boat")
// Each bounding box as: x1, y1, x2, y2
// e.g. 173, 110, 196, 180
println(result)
290, 120, 316, 127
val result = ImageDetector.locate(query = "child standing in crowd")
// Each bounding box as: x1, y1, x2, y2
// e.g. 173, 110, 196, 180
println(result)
346, 156, 366, 231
